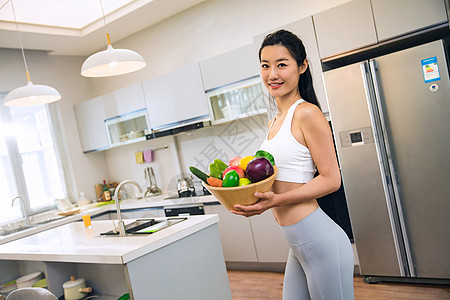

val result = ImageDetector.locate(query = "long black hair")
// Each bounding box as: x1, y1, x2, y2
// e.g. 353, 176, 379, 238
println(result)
259, 29, 321, 110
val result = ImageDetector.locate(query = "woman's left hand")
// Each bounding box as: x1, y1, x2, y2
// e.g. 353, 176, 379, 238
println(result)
231, 191, 277, 217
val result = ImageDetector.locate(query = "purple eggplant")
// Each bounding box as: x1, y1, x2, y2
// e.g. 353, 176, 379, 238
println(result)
246, 157, 274, 183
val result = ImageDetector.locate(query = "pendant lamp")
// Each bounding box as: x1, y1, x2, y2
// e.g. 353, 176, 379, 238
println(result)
4, 0, 61, 107
81, 0, 146, 77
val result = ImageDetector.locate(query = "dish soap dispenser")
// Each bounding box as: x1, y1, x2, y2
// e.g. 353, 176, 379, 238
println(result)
78, 192, 91, 207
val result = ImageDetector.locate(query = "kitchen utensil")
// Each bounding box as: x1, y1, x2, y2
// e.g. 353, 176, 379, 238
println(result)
16, 272, 42, 288
63, 276, 92, 300
144, 167, 150, 192
148, 167, 161, 195
144, 167, 161, 197
177, 176, 196, 197
202, 166, 278, 211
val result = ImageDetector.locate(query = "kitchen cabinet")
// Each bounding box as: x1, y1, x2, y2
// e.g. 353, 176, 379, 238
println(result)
102, 82, 147, 120
204, 204, 258, 262
371, 0, 448, 41
142, 63, 210, 132
102, 81, 150, 147
201, 44, 267, 124
73, 96, 110, 153
200, 44, 260, 91
75, 83, 150, 151
205, 204, 289, 264
205, 77, 266, 125
313, 0, 377, 59
249, 210, 290, 263
104, 109, 150, 147
313, 0, 448, 59
253, 16, 329, 114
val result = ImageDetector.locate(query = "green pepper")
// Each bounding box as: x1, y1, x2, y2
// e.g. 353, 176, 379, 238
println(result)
255, 150, 275, 166
209, 159, 228, 179
222, 170, 239, 187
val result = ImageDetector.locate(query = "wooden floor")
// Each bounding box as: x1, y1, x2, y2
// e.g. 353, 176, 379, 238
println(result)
227, 270, 450, 300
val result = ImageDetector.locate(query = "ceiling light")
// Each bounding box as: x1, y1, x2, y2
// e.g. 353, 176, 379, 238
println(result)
4, 0, 62, 107
81, 0, 146, 77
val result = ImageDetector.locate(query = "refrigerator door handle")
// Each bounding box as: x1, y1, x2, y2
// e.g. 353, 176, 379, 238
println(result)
360, 61, 410, 277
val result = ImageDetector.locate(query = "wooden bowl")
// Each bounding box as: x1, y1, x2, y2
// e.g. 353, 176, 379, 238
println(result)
202, 167, 278, 211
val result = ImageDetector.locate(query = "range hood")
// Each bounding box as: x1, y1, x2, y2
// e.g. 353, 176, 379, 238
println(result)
145, 115, 210, 139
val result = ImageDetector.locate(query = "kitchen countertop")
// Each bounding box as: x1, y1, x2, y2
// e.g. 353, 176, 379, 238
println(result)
0, 194, 220, 245
0, 214, 219, 264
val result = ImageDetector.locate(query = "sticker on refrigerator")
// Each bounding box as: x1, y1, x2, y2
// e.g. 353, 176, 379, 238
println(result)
421, 57, 440, 83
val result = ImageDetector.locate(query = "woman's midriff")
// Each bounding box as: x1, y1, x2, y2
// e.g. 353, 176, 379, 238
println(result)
271, 180, 319, 226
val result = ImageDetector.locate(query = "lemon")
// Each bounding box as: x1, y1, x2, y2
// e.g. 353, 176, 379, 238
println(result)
238, 178, 252, 186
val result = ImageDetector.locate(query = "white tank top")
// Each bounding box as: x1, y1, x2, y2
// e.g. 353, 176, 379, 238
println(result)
259, 99, 315, 183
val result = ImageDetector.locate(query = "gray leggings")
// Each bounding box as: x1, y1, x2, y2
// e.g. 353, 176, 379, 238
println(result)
280, 208, 354, 300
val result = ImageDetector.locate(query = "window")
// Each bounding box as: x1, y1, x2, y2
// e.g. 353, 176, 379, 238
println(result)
0, 93, 73, 223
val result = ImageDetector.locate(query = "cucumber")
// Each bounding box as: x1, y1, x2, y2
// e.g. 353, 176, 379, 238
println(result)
189, 166, 210, 183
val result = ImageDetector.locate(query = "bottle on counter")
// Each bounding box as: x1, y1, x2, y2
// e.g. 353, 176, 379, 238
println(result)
102, 180, 111, 201
78, 192, 91, 207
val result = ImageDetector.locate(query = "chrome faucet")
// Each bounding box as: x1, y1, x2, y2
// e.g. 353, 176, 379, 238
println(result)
114, 180, 143, 236
11, 196, 30, 227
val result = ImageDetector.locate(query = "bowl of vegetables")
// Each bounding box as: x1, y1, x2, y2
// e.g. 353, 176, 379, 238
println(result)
190, 151, 277, 211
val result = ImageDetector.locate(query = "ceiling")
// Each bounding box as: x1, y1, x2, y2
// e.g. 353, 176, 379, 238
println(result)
0, 0, 207, 56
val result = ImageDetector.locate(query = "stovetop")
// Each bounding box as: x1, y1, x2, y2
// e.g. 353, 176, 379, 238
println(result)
164, 187, 211, 200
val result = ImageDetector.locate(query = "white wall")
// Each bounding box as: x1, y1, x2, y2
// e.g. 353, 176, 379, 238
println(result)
1, 0, 352, 201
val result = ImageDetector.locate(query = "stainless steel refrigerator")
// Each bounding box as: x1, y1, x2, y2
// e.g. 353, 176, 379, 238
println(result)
323, 39, 450, 283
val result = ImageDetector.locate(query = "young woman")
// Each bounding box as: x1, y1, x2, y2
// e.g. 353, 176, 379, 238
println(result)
231, 30, 354, 300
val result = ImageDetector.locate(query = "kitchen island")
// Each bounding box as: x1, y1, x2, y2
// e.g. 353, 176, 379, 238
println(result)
0, 215, 231, 299
0, 195, 219, 245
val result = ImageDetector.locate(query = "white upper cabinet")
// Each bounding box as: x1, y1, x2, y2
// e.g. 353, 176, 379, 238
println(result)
201, 44, 267, 124
313, 0, 448, 59
74, 83, 150, 152
371, 0, 448, 41
313, 0, 378, 59
102, 83, 150, 147
200, 44, 260, 91
143, 63, 209, 131
74, 96, 109, 153
253, 16, 329, 114
103, 83, 147, 119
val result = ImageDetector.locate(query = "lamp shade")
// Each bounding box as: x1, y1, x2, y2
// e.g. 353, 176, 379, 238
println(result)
81, 45, 146, 77
4, 81, 62, 107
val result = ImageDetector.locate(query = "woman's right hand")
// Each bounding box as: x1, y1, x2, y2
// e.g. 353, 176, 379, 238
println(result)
231, 191, 278, 217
